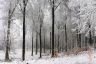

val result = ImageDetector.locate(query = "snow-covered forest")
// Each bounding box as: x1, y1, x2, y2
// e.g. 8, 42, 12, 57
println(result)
0, 0, 96, 64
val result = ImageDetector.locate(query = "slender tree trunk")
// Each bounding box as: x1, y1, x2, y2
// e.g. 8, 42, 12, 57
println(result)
89, 30, 92, 46
78, 34, 81, 48
54, 35, 55, 48
85, 36, 88, 50
50, 32, 51, 53
76, 29, 81, 48
40, 25, 42, 58
44, 34, 45, 53
65, 24, 67, 52
76, 29, 78, 47
9, 37, 11, 52
52, 0, 55, 57
31, 32, 33, 56
22, 0, 26, 61
5, 10, 11, 61
36, 32, 38, 55
89, 24, 92, 46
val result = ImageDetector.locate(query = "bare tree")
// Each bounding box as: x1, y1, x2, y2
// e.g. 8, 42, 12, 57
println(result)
39, 8, 44, 58
49, 0, 62, 57
22, 0, 28, 61
5, 0, 19, 61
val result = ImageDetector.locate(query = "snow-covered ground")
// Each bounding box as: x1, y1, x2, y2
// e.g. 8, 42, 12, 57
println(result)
0, 49, 96, 64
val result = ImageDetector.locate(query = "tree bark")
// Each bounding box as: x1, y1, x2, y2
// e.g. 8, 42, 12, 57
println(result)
31, 32, 33, 56
44, 34, 45, 53
5, 10, 11, 61
22, 0, 26, 61
88, 23, 92, 46
36, 32, 38, 55
40, 24, 42, 58
65, 24, 67, 52
50, 32, 51, 53
52, 0, 55, 57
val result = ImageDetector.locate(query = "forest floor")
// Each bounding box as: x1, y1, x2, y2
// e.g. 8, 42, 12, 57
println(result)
0, 49, 96, 64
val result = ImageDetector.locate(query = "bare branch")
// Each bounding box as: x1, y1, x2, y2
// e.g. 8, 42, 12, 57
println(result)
54, 1, 62, 11
11, 0, 19, 17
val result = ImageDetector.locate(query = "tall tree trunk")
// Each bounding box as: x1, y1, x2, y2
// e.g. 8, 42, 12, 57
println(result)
76, 29, 81, 48
50, 32, 51, 53
89, 30, 92, 46
65, 24, 67, 52
40, 25, 42, 58
78, 34, 81, 48
54, 35, 55, 48
89, 24, 92, 46
85, 36, 88, 50
31, 32, 33, 56
52, 0, 55, 57
5, 10, 11, 61
44, 34, 45, 53
36, 32, 38, 55
22, 0, 26, 61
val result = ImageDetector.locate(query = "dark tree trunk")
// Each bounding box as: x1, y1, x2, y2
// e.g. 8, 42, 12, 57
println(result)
89, 31, 92, 46
36, 32, 38, 55
31, 32, 33, 56
40, 25, 42, 58
88, 23, 92, 46
89, 30, 92, 46
5, 10, 11, 61
65, 24, 67, 52
52, 0, 55, 57
50, 32, 51, 53
44, 34, 45, 53
22, 0, 26, 61
76, 29, 81, 48
78, 34, 81, 48
85, 37, 88, 51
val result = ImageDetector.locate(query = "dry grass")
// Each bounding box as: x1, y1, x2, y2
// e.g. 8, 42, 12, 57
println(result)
64, 47, 89, 55
64, 47, 94, 64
